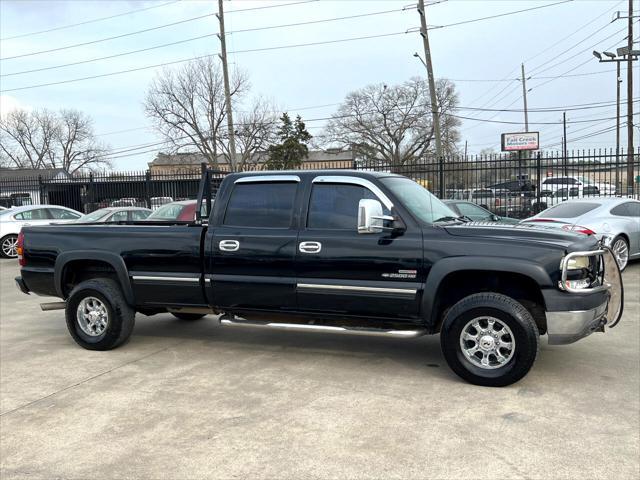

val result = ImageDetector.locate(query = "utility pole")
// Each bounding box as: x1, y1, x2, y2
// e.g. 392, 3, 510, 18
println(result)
521, 63, 529, 132
626, 0, 634, 195
563, 111, 568, 176
417, 0, 443, 194
216, 0, 237, 171
616, 60, 621, 190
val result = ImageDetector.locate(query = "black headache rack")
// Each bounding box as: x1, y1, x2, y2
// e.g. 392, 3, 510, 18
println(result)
195, 163, 228, 224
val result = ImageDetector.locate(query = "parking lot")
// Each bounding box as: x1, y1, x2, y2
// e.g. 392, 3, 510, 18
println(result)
0, 258, 638, 479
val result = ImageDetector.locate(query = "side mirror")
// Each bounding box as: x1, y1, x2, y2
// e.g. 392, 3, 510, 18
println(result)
358, 199, 394, 234
491, 214, 500, 222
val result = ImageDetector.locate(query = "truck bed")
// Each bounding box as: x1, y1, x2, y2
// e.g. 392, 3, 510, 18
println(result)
20, 222, 208, 307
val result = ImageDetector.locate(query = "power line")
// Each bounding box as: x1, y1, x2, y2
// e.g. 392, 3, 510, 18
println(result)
0, 0, 180, 41
427, 0, 573, 30
1, 7, 413, 77
0, 31, 410, 93
0, 0, 319, 61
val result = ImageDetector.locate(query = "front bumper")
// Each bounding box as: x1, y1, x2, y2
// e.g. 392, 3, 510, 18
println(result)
545, 246, 623, 345
546, 301, 608, 345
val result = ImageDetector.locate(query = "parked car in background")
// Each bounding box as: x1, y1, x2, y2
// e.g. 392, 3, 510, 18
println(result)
0, 193, 33, 209
539, 176, 614, 196
0, 205, 81, 258
521, 198, 640, 270
110, 198, 143, 208
150, 196, 173, 210
76, 207, 152, 223
145, 200, 207, 222
444, 200, 520, 224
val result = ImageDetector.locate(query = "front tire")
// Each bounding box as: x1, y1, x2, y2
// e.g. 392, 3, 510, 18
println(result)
65, 278, 135, 350
0, 234, 18, 258
440, 293, 539, 387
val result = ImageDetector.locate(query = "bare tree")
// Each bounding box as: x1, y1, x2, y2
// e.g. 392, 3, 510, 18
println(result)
0, 108, 110, 173
322, 78, 461, 168
0, 109, 58, 169
221, 98, 278, 170
55, 109, 110, 174
144, 57, 251, 171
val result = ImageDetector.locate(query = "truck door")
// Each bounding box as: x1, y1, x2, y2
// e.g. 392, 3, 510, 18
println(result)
295, 176, 423, 320
209, 176, 301, 312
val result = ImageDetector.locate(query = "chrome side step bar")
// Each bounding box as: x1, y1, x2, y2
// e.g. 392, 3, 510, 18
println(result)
219, 316, 426, 338
40, 301, 66, 311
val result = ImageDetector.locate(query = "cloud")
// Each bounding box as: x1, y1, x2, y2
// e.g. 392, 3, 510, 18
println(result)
0, 95, 31, 119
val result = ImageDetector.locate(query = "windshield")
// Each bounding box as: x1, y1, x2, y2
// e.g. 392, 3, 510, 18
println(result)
79, 209, 111, 222
380, 177, 459, 224
147, 202, 186, 220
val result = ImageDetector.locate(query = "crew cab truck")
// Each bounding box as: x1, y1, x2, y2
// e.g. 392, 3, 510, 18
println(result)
15, 170, 624, 387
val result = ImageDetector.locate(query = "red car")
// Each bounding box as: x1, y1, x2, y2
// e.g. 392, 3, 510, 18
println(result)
146, 200, 207, 222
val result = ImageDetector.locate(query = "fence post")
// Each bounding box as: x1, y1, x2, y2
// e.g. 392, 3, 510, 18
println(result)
438, 155, 445, 198
535, 152, 541, 212
145, 170, 151, 208
37, 175, 44, 205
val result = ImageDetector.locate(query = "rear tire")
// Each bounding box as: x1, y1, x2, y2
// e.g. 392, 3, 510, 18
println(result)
0, 234, 18, 259
440, 293, 539, 387
65, 278, 135, 350
171, 312, 206, 321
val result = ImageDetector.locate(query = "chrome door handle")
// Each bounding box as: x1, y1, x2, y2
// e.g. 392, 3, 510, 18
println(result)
219, 240, 240, 252
299, 241, 322, 254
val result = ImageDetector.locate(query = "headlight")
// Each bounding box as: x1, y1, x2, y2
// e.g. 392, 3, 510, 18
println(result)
566, 256, 589, 270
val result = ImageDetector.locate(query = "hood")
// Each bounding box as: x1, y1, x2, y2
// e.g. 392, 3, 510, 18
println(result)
443, 222, 599, 251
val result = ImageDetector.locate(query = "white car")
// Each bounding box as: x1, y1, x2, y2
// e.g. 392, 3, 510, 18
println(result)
539, 176, 615, 196
0, 205, 82, 258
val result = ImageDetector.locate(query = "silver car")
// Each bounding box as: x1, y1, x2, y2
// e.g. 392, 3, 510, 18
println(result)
522, 198, 640, 270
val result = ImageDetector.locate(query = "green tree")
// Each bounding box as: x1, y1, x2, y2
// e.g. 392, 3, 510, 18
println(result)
265, 113, 312, 170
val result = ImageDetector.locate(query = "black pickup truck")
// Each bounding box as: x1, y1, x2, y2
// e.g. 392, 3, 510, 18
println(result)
15, 170, 624, 386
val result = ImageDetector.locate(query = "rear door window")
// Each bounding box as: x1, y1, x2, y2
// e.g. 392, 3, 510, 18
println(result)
223, 182, 297, 228
543, 202, 600, 218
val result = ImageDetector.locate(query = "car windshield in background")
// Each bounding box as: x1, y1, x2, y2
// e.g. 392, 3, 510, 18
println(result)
147, 203, 185, 220
79, 210, 111, 222
543, 202, 601, 218
380, 177, 458, 224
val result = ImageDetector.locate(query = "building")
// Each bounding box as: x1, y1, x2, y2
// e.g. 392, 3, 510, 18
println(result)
148, 149, 355, 175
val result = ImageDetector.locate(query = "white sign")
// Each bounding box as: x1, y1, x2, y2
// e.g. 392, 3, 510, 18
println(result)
501, 132, 539, 151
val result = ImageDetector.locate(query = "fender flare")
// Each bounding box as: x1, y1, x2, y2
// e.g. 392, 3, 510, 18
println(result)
422, 256, 551, 327
54, 251, 135, 305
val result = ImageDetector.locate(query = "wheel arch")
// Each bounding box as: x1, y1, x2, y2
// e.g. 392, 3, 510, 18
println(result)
55, 251, 135, 305
423, 257, 550, 333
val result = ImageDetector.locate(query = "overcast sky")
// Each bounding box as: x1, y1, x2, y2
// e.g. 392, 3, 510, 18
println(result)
0, 0, 637, 170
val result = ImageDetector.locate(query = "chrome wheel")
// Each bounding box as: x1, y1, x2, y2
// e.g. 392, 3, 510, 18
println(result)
459, 316, 515, 370
612, 238, 629, 270
1, 236, 18, 258
76, 296, 109, 337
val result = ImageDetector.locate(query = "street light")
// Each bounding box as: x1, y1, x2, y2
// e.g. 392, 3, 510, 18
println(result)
593, 48, 638, 194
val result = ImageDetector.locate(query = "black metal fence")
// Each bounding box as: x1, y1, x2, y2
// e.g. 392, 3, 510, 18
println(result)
1, 148, 638, 219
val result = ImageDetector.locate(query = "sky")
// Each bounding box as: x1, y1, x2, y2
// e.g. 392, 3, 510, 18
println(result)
0, 0, 638, 170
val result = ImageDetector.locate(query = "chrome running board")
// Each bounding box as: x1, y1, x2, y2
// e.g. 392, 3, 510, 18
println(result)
218, 316, 426, 338
40, 301, 66, 311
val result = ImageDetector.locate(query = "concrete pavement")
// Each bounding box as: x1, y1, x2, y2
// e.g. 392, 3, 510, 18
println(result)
1, 258, 638, 479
